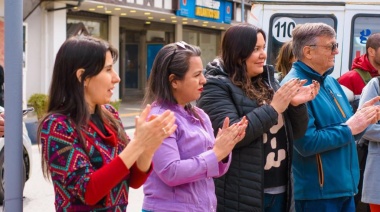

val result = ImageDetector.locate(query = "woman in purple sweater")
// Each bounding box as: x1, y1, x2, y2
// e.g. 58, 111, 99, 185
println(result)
141, 41, 248, 212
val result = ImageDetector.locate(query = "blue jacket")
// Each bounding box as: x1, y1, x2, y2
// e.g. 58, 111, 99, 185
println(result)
281, 61, 359, 200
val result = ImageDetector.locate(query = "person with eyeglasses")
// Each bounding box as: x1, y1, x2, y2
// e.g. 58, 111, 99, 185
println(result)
281, 22, 380, 211
141, 41, 248, 212
197, 23, 319, 212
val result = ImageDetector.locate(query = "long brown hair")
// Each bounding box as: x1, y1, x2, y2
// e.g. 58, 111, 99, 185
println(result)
38, 35, 128, 178
275, 41, 294, 80
221, 23, 273, 104
143, 41, 205, 124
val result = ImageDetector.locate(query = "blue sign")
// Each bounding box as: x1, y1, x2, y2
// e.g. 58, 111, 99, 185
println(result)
360, 29, 371, 44
177, 0, 232, 24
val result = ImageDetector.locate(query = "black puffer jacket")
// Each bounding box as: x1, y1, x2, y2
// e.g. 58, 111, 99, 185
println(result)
196, 59, 308, 212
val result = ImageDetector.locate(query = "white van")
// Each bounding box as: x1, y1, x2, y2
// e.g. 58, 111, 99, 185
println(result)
249, 0, 380, 78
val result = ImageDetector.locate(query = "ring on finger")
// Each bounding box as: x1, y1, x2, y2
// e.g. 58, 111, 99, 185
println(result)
162, 127, 168, 134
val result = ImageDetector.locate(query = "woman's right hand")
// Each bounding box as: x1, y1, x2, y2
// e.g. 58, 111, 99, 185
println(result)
271, 78, 305, 114
213, 117, 248, 161
133, 104, 177, 155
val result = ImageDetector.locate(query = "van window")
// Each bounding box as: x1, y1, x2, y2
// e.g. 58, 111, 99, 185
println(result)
350, 15, 380, 68
267, 14, 337, 66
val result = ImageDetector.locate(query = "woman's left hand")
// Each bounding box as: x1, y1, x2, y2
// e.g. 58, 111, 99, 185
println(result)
290, 80, 320, 106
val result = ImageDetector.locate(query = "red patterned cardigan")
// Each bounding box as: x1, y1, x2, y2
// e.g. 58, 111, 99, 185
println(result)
40, 105, 151, 211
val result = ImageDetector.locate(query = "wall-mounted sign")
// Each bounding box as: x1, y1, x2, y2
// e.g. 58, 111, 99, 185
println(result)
177, 0, 232, 24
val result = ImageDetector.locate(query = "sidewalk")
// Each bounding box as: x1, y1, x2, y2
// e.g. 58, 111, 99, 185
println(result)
24, 98, 143, 119
118, 91, 144, 129
118, 97, 143, 119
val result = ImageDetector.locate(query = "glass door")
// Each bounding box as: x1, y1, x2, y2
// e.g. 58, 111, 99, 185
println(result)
125, 44, 139, 89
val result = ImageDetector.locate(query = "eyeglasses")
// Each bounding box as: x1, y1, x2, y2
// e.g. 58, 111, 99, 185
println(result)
167, 41, 189, 66
308, 43, 339, 52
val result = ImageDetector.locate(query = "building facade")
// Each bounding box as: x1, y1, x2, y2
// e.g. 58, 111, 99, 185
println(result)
0, 0, 255, 103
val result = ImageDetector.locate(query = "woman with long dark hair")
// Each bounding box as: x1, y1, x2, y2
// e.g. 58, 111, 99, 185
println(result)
38, 35, 176, 211
197, 23, 319, 211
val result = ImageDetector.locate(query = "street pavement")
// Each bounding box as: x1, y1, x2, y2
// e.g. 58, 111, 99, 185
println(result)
118, 97, 143, 129
1, 99, 146, 211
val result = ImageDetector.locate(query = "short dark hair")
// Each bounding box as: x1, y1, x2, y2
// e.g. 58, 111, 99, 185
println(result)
366, 33, 380, 54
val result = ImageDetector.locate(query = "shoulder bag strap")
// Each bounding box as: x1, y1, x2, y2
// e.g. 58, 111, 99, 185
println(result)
354, 68, 372, 84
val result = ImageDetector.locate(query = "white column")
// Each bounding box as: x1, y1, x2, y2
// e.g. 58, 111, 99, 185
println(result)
108, 15, 120, 101
175, 23, 183, 42
43, 2, 66, 93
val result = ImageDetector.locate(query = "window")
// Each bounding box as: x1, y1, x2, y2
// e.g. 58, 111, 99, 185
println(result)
67, 12, 108, 40
350, 15, 380, 67
183, 28, 219, 68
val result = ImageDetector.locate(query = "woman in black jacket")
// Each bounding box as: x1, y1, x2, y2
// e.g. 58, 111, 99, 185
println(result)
197, 23, 319, 212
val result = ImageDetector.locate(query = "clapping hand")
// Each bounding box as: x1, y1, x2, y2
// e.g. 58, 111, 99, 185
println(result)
133, 104, 177, 155
271, 78, 306, 114
359, 96, 380, 110
213, 117, 248, 161
290, 80, 320, 106
346, 96, 380, 135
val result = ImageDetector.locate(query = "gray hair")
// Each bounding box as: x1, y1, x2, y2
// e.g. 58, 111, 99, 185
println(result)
292, 23, 336, 59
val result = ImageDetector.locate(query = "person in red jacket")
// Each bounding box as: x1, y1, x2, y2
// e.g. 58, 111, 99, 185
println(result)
338, 33, 380, 107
